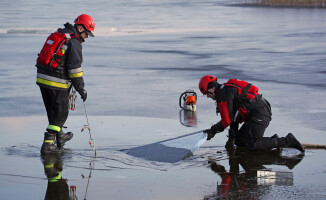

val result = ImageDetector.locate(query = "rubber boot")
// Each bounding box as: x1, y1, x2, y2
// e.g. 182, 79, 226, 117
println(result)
56, 130, 73, 149
41, 132, 63, 154
271, 134, 280, 150
285, 133, 305, 153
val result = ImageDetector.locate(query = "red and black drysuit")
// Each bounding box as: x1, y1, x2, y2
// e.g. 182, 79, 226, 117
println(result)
36, 23, 86, 133
209, 79, 287, 151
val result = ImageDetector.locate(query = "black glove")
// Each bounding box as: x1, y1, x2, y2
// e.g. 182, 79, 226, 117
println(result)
80, 89, 87, 102
204, 129, 216, 140
204, 122, 225, 141
211, 121, 224, 133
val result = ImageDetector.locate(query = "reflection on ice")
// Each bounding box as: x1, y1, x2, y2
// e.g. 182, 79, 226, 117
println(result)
257, 170, 293, 186
1, 115, 326, 200
205, 147, 304, 199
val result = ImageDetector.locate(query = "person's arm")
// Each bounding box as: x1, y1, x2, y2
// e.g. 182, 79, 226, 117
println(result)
66, 39, 87, 101
205, 87, 236, 140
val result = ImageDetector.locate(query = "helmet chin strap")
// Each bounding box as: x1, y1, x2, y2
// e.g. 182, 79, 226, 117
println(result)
214, 84, 222, 95
74, 25, 86, 43
209, 86, 221, 99
205, 90, 216, 99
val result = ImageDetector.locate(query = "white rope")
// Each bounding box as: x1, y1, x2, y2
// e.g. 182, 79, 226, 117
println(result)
81, 101, 97, 156
69, 87, 77, 111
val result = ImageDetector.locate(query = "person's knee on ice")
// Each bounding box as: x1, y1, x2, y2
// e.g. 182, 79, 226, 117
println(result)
198, 75, 305, 153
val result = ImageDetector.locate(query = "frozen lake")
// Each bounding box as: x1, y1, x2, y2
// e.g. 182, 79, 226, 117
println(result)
0, 0, 326, 199
1, 115, 326, 199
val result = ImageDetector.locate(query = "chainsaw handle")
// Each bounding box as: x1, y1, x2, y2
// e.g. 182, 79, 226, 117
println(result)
179, 90, 197, 109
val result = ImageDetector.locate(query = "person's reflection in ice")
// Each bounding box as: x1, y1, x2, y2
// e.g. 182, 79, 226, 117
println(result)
41, 154, 69, 200
205, 147, 304, 199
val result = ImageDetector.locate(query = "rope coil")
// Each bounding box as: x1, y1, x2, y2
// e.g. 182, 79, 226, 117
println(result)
69, 87, 77, 111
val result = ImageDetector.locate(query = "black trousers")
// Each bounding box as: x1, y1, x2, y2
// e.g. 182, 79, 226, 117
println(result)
40, 87, 69, 130
234, 98, 278, 151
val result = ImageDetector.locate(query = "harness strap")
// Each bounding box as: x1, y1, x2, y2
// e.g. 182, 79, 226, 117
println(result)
234, 83, 252, 109
49, 32, 75, 67
239, 83, 252, 100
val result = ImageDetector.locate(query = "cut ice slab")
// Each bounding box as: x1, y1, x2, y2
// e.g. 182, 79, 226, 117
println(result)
126, 131, 207, 163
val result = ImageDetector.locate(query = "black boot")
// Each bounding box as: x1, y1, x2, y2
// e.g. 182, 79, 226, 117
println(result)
56, 130, 73, 149
285, 133, 305, 153
41, 132, 63, 154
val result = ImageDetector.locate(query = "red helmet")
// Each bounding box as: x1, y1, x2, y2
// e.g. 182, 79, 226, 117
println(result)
74, 14, 95, 37
199, 75, 218, 94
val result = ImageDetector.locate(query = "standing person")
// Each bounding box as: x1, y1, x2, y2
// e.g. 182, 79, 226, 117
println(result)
36, 14, 95, 154
199, 75, 304, 152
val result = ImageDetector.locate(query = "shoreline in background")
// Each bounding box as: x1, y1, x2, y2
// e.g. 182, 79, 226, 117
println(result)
234, 0, 326, 8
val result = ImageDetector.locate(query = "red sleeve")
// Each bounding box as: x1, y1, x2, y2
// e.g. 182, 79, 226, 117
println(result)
218, 101, 231, 128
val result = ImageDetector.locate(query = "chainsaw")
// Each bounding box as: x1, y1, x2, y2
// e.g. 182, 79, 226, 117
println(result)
179, 90, 197, 112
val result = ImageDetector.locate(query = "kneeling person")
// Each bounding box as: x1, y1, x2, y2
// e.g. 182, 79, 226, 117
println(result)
199, 75, 304, 153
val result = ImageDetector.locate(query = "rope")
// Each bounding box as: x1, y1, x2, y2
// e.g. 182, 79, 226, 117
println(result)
81, 101, 97, 156
83, 161, 95, 200
69, 87, 77, 111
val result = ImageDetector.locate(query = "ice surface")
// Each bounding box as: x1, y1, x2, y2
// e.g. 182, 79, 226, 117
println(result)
127, 131, 207, 163
1, 0, 326, 199
161, 131, 207, 153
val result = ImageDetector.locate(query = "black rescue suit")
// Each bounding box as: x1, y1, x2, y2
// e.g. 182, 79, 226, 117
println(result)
213, 79, 280, 151
36, 23, 85, 133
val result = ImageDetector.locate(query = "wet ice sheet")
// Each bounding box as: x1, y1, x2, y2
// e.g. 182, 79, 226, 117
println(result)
160, 131, 207, 153
1, 116, 326, 200
127, 131, 207, 163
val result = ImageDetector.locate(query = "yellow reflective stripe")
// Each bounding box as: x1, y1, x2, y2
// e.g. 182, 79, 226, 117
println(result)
45, 164, 54, 168
47, 124, 61, 132
49, 172, 62, 182
69, 71, 83, 78
37, 73, 69, 84
37, 78, 69, 89
44, 140, 54, 143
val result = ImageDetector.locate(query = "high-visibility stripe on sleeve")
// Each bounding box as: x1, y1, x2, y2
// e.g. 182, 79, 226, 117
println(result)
69, 71, 83, 78
68, 68, 83, 74
37, 78, 69, 89
37, 73, 69, 84
47, 124, 61, 132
